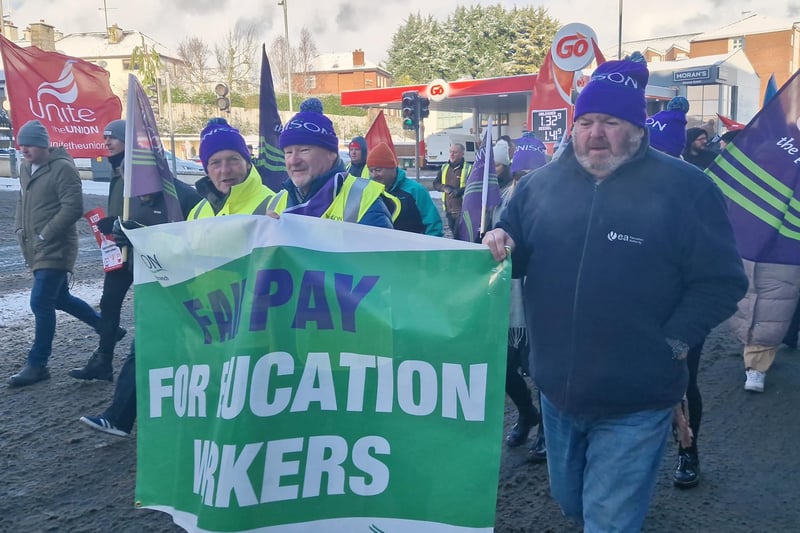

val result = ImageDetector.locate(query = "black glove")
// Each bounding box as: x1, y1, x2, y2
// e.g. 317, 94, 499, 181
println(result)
97, 216, 116, 235
111, 218, 145, 249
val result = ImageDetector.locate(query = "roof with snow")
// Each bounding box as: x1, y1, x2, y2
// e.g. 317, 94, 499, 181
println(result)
603, 33, 700, 59
55, 29, 178, 60
692, 13, 800, 41
307, 53, 388, 75
646, 51, 737, 73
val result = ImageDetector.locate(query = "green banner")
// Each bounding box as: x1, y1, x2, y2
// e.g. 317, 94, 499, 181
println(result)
128, 215, 510, 532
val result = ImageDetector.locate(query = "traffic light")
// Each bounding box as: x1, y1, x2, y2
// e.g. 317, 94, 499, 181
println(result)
418, 97, 430, 119
401, 90, 419, 131
215, 83, 230, 113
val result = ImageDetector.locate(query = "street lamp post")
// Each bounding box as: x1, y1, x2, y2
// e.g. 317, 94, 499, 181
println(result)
164, 68, 177, 177
278, 0, 293, 113
618, 0, 623, 59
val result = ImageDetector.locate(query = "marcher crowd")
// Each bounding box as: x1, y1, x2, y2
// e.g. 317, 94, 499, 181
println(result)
9, 51, 793, 531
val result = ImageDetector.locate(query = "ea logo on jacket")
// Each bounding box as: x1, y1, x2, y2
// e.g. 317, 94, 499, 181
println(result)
607, 231, 644, 245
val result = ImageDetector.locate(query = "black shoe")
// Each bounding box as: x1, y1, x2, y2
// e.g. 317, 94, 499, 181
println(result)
528, 434, 547, 463
673, 451, 700, 488
8, 365, 51, 387
506, 410, 541, 447
68, 350, 114, 381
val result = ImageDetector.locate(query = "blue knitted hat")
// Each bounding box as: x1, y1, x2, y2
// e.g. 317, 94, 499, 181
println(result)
574, 52, 650, 129
199, 117, 251, 172
511, 134, 547, 174
647, 96, 689, 157
278, 98, 339, 153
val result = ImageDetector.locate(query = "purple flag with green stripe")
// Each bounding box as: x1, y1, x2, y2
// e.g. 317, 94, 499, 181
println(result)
123, 74, 183, 222
705, 68, 800, 264
457, 125, 500, 243
253, 45, 288, 192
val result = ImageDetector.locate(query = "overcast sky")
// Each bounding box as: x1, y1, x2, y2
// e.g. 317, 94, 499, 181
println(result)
6, 0, 798, 65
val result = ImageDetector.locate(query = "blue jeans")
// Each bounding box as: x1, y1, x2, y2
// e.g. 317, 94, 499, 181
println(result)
541, 393, 672, 532
28, 269, 101, 368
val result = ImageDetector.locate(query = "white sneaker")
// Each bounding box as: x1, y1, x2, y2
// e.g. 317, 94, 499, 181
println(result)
79, 416, 129, 437
744, 369, 765, 392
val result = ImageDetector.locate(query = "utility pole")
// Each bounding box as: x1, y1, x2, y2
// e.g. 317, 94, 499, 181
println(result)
103, 0, 109, 34
164, 68, 177, 177
617, 0, 623, 59
278, 0, 293, 112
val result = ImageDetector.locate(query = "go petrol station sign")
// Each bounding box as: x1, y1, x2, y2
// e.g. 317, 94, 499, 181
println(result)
551, 24, 597, 72
530, 23, 598, 147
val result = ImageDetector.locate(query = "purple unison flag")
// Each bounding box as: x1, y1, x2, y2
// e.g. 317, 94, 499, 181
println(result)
457, 126, 500, 243
253, 45, 288, 192
122, 74, 183, 222
764, 73, 778, 106
705, 68, 800, 264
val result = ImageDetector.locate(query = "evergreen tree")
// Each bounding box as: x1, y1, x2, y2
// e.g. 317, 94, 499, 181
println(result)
385, 4, 560, 83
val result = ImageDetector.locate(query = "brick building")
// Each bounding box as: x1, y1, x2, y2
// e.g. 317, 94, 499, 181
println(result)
613, 13, 799, 104
689, 13, 799, 102
295, 49, 390, 95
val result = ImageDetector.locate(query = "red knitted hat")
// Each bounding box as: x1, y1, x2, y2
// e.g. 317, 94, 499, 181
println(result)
366, 142, 397, 168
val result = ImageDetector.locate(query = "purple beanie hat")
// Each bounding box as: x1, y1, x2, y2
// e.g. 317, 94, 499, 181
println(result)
278, 97, 339, 153
511, 135, 547, 174
647, 96, 689, 157
199, 118, 251, 172
574, 52, 650, 129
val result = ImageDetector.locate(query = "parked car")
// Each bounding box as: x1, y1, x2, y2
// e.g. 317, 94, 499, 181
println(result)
164, 150, 204, 174
338, 149, 351, 166
81, 150, 205, 182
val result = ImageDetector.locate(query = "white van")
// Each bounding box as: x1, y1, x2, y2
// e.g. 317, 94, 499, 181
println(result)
424, 133, 477, 168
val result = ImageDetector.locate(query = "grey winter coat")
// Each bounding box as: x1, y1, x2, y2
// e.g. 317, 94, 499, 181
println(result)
14, 147, 84, 272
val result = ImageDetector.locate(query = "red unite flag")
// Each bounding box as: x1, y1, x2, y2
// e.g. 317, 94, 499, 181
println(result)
0, 35, 122, 157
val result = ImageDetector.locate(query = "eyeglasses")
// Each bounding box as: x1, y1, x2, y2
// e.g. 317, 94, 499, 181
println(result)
207, 155, 246, 170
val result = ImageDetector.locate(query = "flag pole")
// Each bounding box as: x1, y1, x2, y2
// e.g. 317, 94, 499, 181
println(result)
479, 117, 494, 237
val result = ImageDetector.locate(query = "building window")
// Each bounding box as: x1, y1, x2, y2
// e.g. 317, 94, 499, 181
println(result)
731, 37, 743, 51
437, 111, 470, 130
304, 75, 316, 90
479, 113, 509, 127
122, 59, 140, 71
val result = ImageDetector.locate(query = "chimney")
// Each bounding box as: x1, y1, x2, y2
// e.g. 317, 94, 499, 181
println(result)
28, 20, 56, 51
107, 23, 123, 44
2, 20, 19, 41
352, 49, 365, 67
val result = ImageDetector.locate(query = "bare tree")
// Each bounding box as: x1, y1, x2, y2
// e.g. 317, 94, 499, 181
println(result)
267, 27, 317, 94
176, 36, 211, 91
215, 20, 260, 95
296, 27, 318, 77
268, 35, 292, 92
